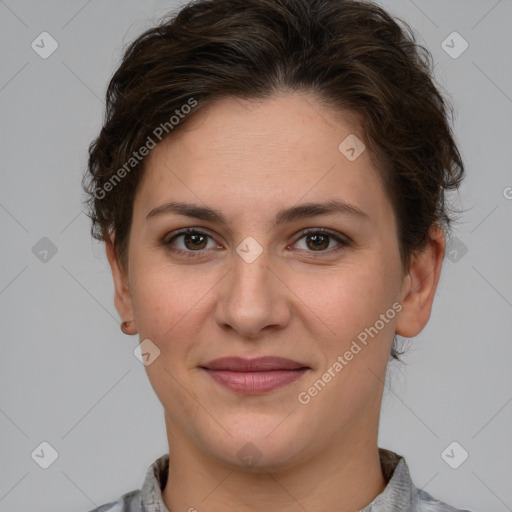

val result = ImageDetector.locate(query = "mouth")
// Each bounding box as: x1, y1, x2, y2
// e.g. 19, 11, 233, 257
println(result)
200, 356, 310, 394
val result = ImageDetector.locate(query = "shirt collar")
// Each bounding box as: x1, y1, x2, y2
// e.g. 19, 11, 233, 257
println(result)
141, 452, 170, 512
140, 448, 417, 512
358, 448, 420, 512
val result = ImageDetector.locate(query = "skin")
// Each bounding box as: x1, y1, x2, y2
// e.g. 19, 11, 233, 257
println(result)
106, 91, 445, 512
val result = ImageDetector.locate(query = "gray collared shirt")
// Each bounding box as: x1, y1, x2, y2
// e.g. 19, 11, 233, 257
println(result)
87, 448, 474, 512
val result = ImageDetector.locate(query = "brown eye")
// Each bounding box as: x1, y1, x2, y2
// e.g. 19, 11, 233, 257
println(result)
182, 232, 208, 250
292, 229, 348, 254
305, 233, 330, 251
164, 229, 220, 258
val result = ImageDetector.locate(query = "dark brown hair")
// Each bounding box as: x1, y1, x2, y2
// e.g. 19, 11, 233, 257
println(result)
82, 0, 464, 360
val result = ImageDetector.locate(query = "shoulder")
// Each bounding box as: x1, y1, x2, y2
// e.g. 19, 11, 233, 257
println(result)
83, 452, 169, 512
376, 448, 476, 512
85, 489, 143, 512
416, 487, 475, 512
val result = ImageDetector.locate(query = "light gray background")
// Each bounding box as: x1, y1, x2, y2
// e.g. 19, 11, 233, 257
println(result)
1, 1, 511, 511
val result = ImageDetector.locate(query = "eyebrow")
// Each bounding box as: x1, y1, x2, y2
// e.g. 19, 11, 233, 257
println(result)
146, 200, 369, 226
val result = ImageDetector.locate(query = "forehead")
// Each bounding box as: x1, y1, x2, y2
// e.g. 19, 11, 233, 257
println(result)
135, 92, 393, 225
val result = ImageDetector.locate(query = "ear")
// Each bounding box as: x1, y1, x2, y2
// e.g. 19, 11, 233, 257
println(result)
105, 233, 135, 329
395, 224, 445, 338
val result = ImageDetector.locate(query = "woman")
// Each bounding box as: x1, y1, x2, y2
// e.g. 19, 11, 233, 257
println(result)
83, 0, 471, 510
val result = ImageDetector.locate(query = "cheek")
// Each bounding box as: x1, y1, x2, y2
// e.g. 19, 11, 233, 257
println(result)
300, 264, 401, 399
129, 268, 212, 410
129, 261, 216, 354
295, 258, 399, 342
296, 261, 400, 411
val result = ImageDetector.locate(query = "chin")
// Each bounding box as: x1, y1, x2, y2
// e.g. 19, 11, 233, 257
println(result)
197, 412, 313, 472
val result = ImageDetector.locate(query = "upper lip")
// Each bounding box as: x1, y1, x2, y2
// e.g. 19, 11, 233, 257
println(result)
202, 356, 309, 371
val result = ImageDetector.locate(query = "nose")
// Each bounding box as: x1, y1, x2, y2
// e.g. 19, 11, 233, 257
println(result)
214, 248, 291, 338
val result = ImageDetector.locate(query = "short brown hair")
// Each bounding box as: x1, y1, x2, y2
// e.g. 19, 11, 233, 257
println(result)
82, 0, 465, 360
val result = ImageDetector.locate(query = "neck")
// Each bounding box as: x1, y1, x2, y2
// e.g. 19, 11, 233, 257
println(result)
162, 418, 386, 512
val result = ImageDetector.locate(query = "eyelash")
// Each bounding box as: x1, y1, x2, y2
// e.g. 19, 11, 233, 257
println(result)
163, 227, 349, 259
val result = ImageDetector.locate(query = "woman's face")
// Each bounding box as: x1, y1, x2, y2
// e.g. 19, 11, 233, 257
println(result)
108, 92, 441, 470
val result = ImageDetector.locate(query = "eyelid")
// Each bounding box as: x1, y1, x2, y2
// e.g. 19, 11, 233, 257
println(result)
162, 227, 222, 253
291, 227, 349, 245
164, 228, 223, 257
164, 227, 219, 245
288, 227, 349, 254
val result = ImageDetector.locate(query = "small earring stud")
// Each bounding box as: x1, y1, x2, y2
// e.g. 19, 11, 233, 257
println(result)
120, 319, 136, 335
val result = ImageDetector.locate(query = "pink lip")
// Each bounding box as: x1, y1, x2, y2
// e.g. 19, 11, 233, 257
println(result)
201, 357, 309, 394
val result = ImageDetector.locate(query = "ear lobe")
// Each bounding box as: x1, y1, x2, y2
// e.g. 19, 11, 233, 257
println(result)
395, 225, 446, 338
105, 234, 134, 324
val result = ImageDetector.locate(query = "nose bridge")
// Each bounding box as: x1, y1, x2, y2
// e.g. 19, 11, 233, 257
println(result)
215, 243, 289, 336
231, 233, 271, 290
229, 247, 272, 310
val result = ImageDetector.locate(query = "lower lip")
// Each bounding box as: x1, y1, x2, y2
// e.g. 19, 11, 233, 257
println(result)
203, 368, 308, 394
